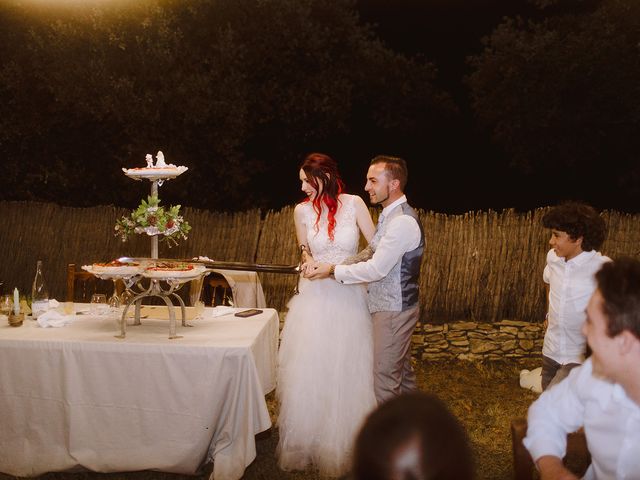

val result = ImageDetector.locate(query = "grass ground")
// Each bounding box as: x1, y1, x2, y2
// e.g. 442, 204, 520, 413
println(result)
2, 359, 540, 480
244, 359, 540, 480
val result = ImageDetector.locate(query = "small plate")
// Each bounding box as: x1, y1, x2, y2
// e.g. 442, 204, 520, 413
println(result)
122, 166, 188, 180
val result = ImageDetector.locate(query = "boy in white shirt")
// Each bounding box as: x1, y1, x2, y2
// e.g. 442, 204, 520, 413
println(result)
541, 202, 609, 390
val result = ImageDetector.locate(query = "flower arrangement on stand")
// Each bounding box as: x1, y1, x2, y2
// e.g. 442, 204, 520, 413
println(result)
115, 194, 191, 247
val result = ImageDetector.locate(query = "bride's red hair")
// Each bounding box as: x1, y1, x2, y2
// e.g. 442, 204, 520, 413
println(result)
300, 153, 345, 241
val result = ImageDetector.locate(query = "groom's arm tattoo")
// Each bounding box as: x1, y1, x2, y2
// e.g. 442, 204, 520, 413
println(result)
341, 245, 374, 265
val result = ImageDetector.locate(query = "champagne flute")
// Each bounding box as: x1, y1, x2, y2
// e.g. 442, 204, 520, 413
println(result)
108, 280, 123, 328
189, 276, 205, 320
194, 299, 205, 320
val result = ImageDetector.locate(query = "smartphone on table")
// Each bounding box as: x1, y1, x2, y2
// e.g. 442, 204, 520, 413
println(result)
234, 309, 263, 318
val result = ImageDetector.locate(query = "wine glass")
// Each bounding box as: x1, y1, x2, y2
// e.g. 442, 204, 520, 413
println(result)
90, 294, 107, 315
108, 279, 121, 310
119, 275, 138, 309
120, 288, 134, 307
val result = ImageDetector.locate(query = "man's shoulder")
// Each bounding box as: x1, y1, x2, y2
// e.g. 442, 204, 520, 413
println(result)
383, 212, 422, 251
578, 251, 612, 274
386, 211, 420, 229
400, 202, 421, 221
593, 252, 612, 265
385, 199, 416, 218
565, 359, 616, 398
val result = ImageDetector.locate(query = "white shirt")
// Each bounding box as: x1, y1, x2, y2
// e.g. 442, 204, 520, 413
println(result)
335, 195, 421, 284
543, 249, 611, 364
524, 359, 640, 480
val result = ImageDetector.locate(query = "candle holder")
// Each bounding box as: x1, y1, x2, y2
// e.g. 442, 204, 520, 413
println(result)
8, 311, 24, 327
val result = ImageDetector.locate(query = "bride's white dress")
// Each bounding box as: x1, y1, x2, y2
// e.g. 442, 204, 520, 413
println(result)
277, 194, 376, 477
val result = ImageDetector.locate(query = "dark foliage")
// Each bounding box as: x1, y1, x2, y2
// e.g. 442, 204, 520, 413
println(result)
0, 0, 455, 211
467, 0, 640, 211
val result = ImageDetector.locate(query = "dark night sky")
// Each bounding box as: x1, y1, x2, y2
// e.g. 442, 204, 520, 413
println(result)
357, 0, 538, 93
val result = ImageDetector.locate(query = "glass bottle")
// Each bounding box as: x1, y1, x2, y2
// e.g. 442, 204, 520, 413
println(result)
31, 260, 49, 319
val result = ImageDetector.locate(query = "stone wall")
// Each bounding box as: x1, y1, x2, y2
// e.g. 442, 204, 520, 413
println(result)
278, 313, 545, 362
413, 320, 544, 361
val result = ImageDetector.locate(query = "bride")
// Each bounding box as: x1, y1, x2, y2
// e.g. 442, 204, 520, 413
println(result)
276, 152, 377, 477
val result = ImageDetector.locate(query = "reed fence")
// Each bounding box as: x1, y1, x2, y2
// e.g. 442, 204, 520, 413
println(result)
1, 201, 638, 324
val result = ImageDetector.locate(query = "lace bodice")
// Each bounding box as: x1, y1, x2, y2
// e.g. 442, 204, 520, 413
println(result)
300, 194, 360, 265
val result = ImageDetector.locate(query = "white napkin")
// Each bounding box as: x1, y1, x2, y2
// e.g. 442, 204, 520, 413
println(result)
37, 310, 75, 328
519, 367, 543, 393
208, 306, 236, 318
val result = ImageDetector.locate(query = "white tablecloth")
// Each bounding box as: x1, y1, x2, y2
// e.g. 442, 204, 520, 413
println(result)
0, 306, 279, 480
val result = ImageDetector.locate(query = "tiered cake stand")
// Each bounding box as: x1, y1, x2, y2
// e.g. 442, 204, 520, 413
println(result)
120, 165, 198, 339
85, 163, 206, 339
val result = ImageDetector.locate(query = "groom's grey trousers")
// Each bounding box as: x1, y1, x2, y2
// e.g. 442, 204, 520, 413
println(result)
372, 305, 419, 404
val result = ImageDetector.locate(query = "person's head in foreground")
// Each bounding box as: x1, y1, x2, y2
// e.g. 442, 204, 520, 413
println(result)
584, 257, 640, 380
353, 392, 474, 480
542, 202, 606, 261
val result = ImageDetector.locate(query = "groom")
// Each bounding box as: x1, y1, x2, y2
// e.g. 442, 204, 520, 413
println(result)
306, 155, 424, 404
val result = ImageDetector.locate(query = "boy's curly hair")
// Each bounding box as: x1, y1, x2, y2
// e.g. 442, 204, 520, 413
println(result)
542, 202, 607, 251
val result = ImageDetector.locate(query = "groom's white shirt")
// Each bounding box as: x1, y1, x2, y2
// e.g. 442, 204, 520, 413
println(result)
334, 195, 421, 284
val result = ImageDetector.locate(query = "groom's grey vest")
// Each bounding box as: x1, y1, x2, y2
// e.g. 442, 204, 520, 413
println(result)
368, 202, 424, 313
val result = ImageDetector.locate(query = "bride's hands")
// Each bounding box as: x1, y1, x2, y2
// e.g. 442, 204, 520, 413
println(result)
299, 245, 316, 275
300, 254, 318, 276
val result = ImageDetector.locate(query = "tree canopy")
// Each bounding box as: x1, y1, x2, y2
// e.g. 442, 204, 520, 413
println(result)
467, 0, 640, 208
0, 0, 455, 210
2, 0, 638, 213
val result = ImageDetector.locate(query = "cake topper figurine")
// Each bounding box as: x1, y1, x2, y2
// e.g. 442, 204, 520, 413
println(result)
145, 154, 154, 168
155, 151, 167, 167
